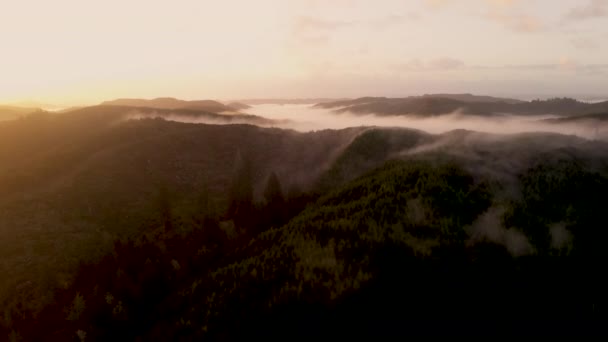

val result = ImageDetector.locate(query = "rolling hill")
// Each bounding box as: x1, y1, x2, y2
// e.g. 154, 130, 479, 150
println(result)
315, 94, 608, 117
0, 105, 42, 121
7, 136, 608, 339
101, 97, 238, 113
2, 110, 608, 338
226, 102, 252, 110
239, 98, 349, 105
0, 111, 366, 317
544, 111, 608, 123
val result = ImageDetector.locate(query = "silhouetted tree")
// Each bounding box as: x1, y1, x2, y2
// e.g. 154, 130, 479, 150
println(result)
157, 183, 173, 231
260, 172, 286, 230
195, 180, 216, 225
227, 152, 254, 228
263, 172, 284, 206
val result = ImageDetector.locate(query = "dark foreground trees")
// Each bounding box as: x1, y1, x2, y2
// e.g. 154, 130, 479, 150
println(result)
4, 159, 608, 340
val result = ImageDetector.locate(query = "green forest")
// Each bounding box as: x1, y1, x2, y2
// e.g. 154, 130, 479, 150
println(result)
1, 113, 608, 340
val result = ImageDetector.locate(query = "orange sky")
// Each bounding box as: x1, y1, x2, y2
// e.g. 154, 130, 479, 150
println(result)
1, 0, 607, 105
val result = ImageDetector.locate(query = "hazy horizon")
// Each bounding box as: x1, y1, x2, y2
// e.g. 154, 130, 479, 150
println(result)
4, 93, 608, 111
2, 0, 608, 105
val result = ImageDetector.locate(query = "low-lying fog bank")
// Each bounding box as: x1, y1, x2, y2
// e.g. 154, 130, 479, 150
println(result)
244, 104, 608, 140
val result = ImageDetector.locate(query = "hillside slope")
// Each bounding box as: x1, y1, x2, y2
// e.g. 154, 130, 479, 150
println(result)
316, 95, 608, 117
0, 114, 366, 315
101, 97, 237, 113
0, 105, 42, 121
11, 157, 608, 340
2, 114, 608, 338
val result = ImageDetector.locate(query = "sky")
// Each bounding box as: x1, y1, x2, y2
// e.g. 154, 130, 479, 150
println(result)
1, 0, 607, 105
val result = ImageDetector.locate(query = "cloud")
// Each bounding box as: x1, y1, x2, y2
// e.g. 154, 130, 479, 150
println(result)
429, 57, 466, 70
570, 36, 598, 49
290, 16, 357, 48
423, 0, 453, 9
299, 0, 360, 7
370, 13, 420, 29
293, 34, 331, 47
399, 58, 602, 75
486, 0, 519, 6
466, 206, 533, 257
423, 0, 541, 33
578, 64, 608, 76
484, 11, 543, 32
495, 64, 555, 71
293, 16, 356, 32
558, 57, 578, 70
565, 0, 607, 21
397, 58, 466, 71
473, 60, 608, 76
455, 59, 608, 76
425, 0, 520, 10
295, 13, 416, 33
290, 12, 418, 48
549, 223, 573, 251
398, 58, 608, 75
423, 0, 540, 33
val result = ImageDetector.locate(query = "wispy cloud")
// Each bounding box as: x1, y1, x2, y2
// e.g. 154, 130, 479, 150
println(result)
570, 36, 598, 49
370, 13, 420, 29
424, 0, 521, 10
293, 16, 357, 32
485, 0, 520, 7
423, 0, 453, 10
289, 16, 357, 47
484, 11, 543, 32
429, 57, 466, 70
564, 0, 607, 21
398, 57, 466, 71
471, 60, 608, 75
290, 12, 419, 48
397, 57, 608, 76
423, 0, 543, 33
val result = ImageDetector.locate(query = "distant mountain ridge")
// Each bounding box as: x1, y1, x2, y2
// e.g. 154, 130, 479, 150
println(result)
67, 104, 276, 126
101, 97, 238, 113
315, 94, 608, 117
226, 102, 252, 110
237, 98, 349, 105
0, 105, 43, 121
420, 93, 524, 104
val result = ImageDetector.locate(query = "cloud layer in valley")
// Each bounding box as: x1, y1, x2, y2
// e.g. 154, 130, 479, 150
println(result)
243, 104, 608, 140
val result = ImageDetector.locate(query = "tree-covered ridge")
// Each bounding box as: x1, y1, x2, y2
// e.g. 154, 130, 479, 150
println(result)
0, 116, 364, 319
315, 95, 608, 117
5, 153, 608, 340
214, 160, 492, 308
3, 113, 608, 339
505, 157, 608, 256
6, 160, 493, 340
315, 128, 429, 190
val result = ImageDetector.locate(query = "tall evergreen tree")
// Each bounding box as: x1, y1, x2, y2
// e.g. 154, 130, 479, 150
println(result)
263, 172, 284, 206
157, 183, 172, 231
262, 172, 285, 230
227, 152, 254, 226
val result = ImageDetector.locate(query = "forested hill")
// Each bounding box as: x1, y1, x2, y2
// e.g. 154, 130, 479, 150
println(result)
315, 95, 608, 117
0, 113, 368, 323
0, 105, 42, 121
2, 112, 608, 339
100, 97, 237, 113
7, 149, 608, 340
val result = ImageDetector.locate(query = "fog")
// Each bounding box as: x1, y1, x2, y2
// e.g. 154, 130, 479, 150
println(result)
467, 206, 533, 257
126, 112, 273, 126
245, 104, 608, 140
